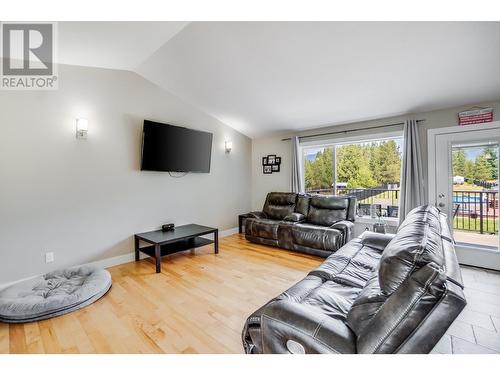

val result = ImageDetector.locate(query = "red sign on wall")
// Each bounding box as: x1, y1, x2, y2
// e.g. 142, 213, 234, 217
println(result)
458, 107, 494, 125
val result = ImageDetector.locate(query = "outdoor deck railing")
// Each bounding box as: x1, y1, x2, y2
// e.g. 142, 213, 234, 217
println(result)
453, 190, 498, 234
305, 187, 499, 234
306, 187, 399, 205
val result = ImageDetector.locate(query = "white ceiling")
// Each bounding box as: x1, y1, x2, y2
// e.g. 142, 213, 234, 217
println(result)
58, 22, 188, 70
59, 22, 500, 138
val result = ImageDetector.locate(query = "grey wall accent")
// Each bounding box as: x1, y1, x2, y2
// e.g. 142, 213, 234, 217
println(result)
0, 64, 252, 284
251, 100, 500, 210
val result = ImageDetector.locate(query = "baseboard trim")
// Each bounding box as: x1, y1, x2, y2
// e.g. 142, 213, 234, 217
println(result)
0, 227, 239, 290
219, 226, 239, 237
0, 275, 40, 291
82, 252, 142, 270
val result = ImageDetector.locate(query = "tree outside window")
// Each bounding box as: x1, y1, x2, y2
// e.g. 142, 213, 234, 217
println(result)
303, 138, 403, 216
304, 139, 402, 190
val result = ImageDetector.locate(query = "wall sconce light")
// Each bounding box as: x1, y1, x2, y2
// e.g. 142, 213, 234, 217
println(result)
225, 140, 233, 153
76, 118, 88, 139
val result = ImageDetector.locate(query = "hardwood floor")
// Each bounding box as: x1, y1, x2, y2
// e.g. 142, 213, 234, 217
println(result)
5, 233, 499, 354
0, 234, 322, 354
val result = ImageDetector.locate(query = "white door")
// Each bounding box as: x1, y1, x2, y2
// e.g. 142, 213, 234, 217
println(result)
429, 124, 500, 270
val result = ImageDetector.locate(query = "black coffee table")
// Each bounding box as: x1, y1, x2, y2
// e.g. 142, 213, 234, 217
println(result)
134, 224, 218, 273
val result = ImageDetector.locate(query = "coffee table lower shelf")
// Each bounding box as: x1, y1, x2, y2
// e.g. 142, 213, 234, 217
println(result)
138, 237, 214, 258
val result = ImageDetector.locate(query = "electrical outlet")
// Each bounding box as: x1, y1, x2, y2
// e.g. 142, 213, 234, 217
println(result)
45, 252, 54, 263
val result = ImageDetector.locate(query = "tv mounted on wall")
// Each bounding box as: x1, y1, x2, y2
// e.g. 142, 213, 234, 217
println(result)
141, 120, 213, 173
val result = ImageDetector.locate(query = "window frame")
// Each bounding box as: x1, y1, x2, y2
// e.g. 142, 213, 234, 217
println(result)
300, 130, 404, 193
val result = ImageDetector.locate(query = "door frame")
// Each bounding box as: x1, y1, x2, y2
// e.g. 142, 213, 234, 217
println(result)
428, 121, 500, 270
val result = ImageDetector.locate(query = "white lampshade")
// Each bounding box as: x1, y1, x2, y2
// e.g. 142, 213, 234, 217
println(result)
225, 140, 233, 153
76, 118, 88, 131
76, 118, 88, 139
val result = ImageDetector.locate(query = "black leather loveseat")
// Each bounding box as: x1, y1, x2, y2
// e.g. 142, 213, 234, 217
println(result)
242, 205, 466, 354
244, 192, 357, 257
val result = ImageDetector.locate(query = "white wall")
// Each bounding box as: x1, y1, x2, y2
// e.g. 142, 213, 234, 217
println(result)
251, 100, 500, 209
251, 135, 291, 210
0, 64, 252, 284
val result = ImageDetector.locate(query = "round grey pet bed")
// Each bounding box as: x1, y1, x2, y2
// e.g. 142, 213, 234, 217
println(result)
0, 266, 112, 323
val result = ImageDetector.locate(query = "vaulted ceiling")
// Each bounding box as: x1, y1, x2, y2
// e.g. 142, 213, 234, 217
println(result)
58, 21, 500, 138
58, 22, 189, 70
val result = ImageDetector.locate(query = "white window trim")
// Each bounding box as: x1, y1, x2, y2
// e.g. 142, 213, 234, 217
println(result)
300, 130, 403, 148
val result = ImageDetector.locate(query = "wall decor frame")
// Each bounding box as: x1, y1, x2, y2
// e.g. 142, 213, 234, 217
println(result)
262, 154, 282, 174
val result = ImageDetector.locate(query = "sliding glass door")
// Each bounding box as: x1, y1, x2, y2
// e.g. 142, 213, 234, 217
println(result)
431, 124, 500, 270
451, 143, 499, 249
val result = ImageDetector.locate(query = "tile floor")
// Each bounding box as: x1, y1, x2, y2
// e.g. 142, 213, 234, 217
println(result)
431, 265, 500, 354
453, 231, 499, 248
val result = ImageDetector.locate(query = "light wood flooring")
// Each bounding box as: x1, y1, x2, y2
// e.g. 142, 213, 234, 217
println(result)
0, 234, 322, 354
2, 233, 500, 354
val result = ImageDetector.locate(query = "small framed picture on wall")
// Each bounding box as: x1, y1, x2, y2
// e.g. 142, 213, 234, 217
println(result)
262, 153, 281, 174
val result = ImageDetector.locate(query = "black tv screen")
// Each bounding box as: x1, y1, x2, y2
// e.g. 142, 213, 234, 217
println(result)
141, 120, 213, 173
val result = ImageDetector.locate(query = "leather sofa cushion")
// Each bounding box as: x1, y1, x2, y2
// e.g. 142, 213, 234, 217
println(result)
378, 205, 444, 294
276, 276, 360, 322
292, 223, 342, 251
278, 275, 324, 303
263, 192, 297, 220
310, 238, 382, 288
295, 194, 311, 216
283, 213, 305, 222
345, 273, 387, 336
246, 218, 280, 240
307, 195, 349, 226
301, 280, 361, 321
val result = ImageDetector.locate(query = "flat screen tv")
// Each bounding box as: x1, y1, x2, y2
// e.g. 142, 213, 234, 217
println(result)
141, 120, 213, 173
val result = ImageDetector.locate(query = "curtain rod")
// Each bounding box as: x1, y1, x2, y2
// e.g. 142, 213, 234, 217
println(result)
281, 119, 425, 141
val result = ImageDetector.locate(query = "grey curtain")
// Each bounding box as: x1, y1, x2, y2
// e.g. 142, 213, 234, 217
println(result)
399, 119, 425, 224
291, 136, 304, 193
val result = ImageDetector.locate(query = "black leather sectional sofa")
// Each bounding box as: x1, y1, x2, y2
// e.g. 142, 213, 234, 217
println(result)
245, 192, 357, 257
242, 205, 466, 354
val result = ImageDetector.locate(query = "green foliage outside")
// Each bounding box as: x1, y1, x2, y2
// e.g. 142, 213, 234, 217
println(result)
304, 148, 334, 190
452, 146, 499, 181
304, 140, 402, 190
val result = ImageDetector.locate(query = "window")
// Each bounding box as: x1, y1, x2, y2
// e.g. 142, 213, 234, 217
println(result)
302, 135, 404, 217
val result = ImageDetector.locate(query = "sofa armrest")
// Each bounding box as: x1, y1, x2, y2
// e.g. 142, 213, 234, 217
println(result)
330, 220, 355, 245
283, 213, 306, 222
256, 300, 356, 354
360, 231, 395, 252
247, 211, 267, 219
